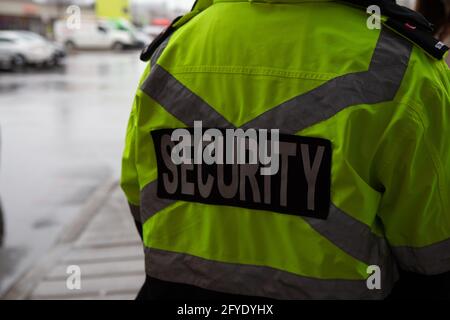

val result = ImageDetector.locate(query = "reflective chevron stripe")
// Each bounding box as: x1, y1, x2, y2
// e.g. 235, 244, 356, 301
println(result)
128, 203, 141, 222
141, 181, 175, 222
242, 28, 412, 133
141, 28, 412, 133
392, 239, 450, 275
144, 247, 395, 300
150, 36, 171, 69
140, 181, 450, 275
141, 67, 233, 129
140, 181, 393, 267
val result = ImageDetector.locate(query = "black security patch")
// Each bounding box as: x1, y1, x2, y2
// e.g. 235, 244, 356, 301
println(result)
151, 128, 332, 220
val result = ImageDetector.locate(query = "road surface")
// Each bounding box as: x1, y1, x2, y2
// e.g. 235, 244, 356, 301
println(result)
0, 51, 145, 297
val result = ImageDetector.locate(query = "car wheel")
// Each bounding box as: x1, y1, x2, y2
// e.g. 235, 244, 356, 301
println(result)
0, 198, 4, 247
45, 55, 59, 68
112, 42, 124, 51
52, 55, 62, 66
65, 41, 76, 52
11, 54, 26, 71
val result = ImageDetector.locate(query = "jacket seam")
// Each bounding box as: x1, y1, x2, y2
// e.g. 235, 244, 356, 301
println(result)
168, 65, 340, 81
403, 100, 450, 216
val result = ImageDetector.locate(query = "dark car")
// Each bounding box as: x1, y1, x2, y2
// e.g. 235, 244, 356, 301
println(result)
0, 128, 3, 246
0, 195, 3, 247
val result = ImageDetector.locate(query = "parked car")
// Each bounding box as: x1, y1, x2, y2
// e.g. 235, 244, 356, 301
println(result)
0, 199, 3, 246
0, 198, 3, 246
54, 19, 139, 51
0, 44, 25, 71
15, 31, 66, 66
0, 31, 54, 67
109, 19, 152, 49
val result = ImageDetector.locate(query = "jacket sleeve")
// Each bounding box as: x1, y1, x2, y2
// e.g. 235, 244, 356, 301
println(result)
120, 64, 152, 224
376, 67, 450, 276
121, 98, 141, 223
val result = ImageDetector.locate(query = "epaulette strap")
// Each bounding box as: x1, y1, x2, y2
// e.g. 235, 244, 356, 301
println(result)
386, 18, 449, 60
342, 0, 433, 31
342, 0, 448, 59
140, 16, 182, 62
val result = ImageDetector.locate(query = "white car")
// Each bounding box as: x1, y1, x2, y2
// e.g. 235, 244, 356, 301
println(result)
15, 31, 66, 65
142, 25, 165, 38
0, 47, 28, 71
110, 19, 152, 48
0, 31, 54, 66
0, 46, 17, 70
54, 19, 137, 51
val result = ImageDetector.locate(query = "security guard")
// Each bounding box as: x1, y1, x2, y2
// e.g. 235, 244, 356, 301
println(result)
121, 0, 450, 299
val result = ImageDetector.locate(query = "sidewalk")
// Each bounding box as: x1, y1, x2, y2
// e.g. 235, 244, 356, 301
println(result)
3, 180, 145, 300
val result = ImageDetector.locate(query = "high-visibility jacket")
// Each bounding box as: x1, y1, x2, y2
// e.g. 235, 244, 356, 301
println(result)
121, 0, 450, 299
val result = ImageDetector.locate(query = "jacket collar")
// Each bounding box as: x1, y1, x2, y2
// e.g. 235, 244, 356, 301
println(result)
213, 0, 335, 3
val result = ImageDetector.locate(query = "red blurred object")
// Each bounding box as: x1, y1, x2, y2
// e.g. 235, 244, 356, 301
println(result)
22, 4, 39, 16
152, 18, 171, 27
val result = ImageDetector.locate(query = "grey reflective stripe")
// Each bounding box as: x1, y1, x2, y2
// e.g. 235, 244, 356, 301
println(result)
141, 180, 176, 223
140, 183, 396, 276
392, 238, 450, 275
141, 28, 412, 134
304, 205, 392, 266
242, 28, 412, 133
150, 36, 170, 69
145, 247, 393, 300
141, 65, 234, 128
140, 183, 395, 273
128, 203, 141, 222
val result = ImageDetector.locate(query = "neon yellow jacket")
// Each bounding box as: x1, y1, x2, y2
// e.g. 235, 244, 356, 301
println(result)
121, 0, 450, 299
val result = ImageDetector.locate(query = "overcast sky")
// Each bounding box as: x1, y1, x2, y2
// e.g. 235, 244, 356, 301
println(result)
132, 0, 194, 10
33, 0, 195, 11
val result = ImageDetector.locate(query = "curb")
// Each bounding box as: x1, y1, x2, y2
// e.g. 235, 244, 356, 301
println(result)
2, 177, 119, 300
57, 178, 118, 244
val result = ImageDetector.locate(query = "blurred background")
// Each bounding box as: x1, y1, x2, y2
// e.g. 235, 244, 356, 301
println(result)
0, 0, 195, 299
0, 0, 448, 300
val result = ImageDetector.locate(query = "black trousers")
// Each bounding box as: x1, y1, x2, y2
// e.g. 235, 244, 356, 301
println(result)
135, 271, 450, 301
136, 276, 276, 301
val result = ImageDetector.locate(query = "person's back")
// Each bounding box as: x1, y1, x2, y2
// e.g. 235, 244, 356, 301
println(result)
122, 0, 450, 300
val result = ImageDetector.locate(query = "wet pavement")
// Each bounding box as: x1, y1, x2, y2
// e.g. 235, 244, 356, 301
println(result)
0, 51, 146, 297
